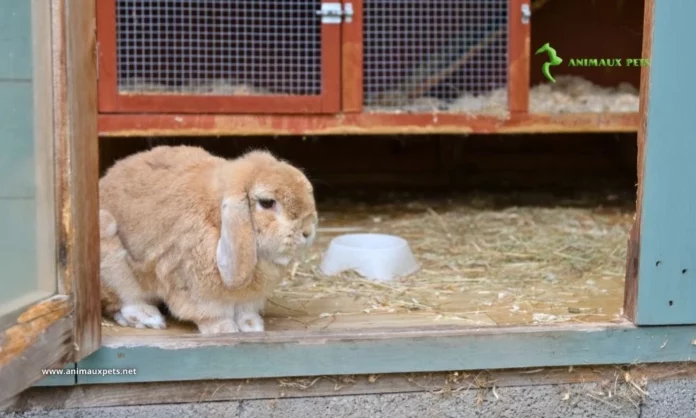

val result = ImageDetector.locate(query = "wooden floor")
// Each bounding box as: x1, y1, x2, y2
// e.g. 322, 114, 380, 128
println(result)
102, 192, 634, 337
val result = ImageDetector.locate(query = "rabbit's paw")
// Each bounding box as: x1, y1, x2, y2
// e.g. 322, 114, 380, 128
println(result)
115, 304, 167, 330
236, 311, 265, 332
197, 317, 240, 335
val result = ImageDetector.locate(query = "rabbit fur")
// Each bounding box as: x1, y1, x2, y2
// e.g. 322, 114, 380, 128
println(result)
98, 145, 317, 334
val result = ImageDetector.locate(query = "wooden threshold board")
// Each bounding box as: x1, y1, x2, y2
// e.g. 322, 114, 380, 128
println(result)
76, 320, 696, 385
101, 311, 501, 337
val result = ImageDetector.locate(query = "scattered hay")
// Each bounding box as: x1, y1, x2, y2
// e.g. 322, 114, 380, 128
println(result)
101, 318, 116, 327
270, 192, 634, 327
119, 78, 273, 96
276, 375, 358, 397
447, 88, 509, 117
363, 75, 639, 115
530, 75, 640, 114
363, 89, 509, 117
277, 377, 323, 391
402, 366, 648, 409
573, 366, 649, 411
202, 364, 681, 409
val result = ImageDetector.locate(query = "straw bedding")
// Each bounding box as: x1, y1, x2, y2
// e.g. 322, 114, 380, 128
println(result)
363, 76, 639, 116
269, 192, 634, 327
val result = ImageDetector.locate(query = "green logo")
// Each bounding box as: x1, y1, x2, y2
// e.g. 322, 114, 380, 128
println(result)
535, 42, 650, 83
535, 42, 563, 83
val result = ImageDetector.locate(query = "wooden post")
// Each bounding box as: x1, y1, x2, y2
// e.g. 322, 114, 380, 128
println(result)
625, 0, 696, 325
508, 0, 531, 115
341, 0, 363, 113
55, 0, 102, 359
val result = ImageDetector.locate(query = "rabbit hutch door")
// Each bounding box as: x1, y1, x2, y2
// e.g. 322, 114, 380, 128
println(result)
0, 0, 101, 405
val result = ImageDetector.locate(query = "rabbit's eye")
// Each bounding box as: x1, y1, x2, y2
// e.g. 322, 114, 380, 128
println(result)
259, 199, 276, 210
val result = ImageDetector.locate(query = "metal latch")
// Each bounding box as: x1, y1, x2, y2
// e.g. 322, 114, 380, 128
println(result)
317, 2, 354, 24
317, 3, 343, 24
521, 3, 531, 24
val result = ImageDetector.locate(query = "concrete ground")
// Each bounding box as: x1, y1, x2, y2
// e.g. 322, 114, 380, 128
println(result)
2, 379, 695, 418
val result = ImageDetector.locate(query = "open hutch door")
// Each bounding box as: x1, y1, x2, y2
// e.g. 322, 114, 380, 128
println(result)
0, 0, 100, 405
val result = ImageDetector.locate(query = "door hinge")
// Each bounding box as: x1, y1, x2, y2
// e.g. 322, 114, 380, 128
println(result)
317, 2, 354, 24
521, 3, 531, 24
343, 3, 354, 23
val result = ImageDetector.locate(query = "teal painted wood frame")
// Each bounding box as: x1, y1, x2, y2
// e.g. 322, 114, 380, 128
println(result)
626, 0, 696, 325
33, 364, 76, 387
76, 322, 696, 385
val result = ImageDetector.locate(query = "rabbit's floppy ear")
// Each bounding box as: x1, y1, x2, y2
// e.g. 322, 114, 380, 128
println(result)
216, 195, 258, 289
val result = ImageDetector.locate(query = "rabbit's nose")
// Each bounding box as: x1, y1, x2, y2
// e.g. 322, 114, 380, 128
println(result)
300, 226, 315, 245
301, 225, 314, 239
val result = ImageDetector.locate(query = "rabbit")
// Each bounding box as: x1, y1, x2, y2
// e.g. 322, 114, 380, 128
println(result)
99, 208, 166, 329
98, 145, 318, 334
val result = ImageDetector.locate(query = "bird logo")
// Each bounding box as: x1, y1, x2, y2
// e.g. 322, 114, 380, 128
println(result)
535, 42, 563, 83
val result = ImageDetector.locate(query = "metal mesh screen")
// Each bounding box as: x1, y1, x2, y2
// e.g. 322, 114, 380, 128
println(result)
115, 0, 322, 96
363, 0, 509, 114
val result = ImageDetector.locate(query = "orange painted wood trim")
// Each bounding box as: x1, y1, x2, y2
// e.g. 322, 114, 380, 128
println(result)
341, 0, 363, 113
508, 0, 531, 115
320, 0, 343, 113
98, 112, 640, 137
96, 0, 119, 113
103, 94, 330, 115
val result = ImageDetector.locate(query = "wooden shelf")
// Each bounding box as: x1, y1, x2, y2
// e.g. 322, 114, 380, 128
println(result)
98, 112, 640, 137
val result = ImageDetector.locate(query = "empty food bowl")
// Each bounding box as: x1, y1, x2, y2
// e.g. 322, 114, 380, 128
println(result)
319, 233, 420, 281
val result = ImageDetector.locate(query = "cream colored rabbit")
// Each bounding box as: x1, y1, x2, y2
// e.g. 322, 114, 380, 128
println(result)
99, 208, 167, 329
98, 146, 317, 334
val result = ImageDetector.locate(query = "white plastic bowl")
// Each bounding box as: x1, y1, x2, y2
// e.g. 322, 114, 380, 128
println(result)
319, 233, 419, 281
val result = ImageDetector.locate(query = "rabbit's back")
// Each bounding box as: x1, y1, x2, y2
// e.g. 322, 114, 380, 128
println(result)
101, 145, 221, 200
99, 146, 224, 266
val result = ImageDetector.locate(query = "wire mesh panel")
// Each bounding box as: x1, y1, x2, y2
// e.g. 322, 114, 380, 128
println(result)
115, 0, 323, 97
363, 0, 509, 115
